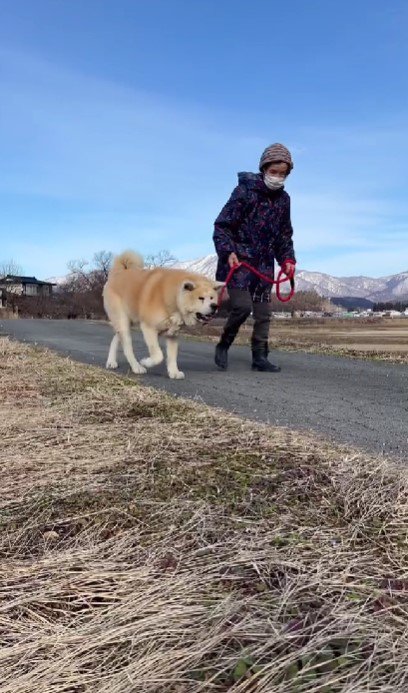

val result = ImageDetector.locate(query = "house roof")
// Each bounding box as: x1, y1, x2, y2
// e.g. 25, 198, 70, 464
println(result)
0, 275, 55, 286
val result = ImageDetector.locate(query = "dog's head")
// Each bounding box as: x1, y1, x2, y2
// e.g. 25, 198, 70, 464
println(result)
179, 276, 224, 326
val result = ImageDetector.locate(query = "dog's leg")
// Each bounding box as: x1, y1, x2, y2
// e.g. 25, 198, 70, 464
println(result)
119, 321, 146, 375
140, 323, 164, 368
104, 291, 145, 375
106, 333, 119, 369
166, 336, 184, 379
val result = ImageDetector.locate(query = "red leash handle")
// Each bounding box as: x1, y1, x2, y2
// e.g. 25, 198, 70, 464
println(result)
218, 261, 295, 307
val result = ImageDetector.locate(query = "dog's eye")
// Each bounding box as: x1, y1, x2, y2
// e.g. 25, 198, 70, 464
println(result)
199, 297, 205, 301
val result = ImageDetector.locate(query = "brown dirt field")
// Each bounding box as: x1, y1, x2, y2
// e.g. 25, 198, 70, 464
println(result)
183, 317, 408, 363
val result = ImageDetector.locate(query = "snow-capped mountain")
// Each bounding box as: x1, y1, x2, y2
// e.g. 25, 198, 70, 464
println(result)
45, 275, 71, 286
176, 255, 408, 302
176, 255, 219, 277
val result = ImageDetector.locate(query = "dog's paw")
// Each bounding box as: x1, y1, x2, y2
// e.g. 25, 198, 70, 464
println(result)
106, 360, 118, 370
131, 363, 147, 375
140, 355, 163, 368
168, 369, 185, 380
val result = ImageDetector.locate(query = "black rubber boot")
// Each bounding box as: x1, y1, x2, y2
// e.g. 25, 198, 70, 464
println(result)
215, 330, 238, 370
215, 342, 229, 370
215, 290, 252, 370
251, 343, 281, 373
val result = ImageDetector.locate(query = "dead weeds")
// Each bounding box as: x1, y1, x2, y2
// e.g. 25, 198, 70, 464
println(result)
0, 336, 408, 692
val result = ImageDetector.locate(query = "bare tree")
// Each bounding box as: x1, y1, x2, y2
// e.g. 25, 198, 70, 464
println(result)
93, 250, 113, 280
0, 259, 22, 278
61, 250, 115, 318
144, 250, 177, 269
66, 259, 93, 292
66, 250, 113, 291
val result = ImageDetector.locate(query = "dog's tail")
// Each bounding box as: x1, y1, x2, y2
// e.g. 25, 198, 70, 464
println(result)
111, 250, 144, 272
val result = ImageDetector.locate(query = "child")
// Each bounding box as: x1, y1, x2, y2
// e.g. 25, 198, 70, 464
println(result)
213, 143, 296, 372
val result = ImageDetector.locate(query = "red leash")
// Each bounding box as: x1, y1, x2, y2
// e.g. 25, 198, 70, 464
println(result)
218, 261, 295, 307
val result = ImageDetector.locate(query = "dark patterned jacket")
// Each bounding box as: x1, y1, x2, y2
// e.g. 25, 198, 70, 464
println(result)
213, 172, 296, 301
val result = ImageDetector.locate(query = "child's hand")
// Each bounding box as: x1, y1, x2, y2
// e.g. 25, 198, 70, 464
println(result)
228, 252, 240, 268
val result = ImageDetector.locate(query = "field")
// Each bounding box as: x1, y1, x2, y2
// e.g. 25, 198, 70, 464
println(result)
184, 317, 408, 363
1, 336, 408, 692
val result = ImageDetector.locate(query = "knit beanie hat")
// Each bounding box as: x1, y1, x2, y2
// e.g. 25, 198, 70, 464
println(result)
259, 143, 293, 173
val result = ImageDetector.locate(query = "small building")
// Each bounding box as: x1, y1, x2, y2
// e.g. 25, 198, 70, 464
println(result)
0, 275, 55, 297
383, 310, 402, 318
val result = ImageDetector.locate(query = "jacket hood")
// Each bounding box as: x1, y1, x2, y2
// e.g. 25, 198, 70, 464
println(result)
237, 171, 284, 195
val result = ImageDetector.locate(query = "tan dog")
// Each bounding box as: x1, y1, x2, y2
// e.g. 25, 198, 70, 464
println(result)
103, 251, 222, 379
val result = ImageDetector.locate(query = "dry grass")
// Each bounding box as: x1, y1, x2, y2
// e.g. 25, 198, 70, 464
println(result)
1, 336, 408, 692
183, 317, 408, 364
0, 307, 17, 319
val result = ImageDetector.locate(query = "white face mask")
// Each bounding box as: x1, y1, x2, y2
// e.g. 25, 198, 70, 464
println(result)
264, 174, 285, 190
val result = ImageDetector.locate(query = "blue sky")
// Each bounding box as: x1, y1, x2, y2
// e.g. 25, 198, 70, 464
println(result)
1, 0, 407, 279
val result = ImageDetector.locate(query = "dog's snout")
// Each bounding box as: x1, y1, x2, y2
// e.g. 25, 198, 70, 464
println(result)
210, 302, 218, 312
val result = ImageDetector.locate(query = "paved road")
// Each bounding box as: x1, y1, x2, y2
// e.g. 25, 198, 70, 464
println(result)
1, 319, 407, 459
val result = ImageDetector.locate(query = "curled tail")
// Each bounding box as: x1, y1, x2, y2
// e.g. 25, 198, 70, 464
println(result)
111, 250, 144, 272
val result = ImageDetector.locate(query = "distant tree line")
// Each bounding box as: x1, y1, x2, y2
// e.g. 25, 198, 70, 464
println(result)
373, 300, 408, 312
0, 259, 23, 277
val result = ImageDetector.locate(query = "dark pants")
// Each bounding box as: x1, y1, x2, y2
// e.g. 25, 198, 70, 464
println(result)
221, 289, 271, 349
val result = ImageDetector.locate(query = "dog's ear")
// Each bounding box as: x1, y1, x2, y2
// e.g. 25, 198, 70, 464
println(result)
213, 281, 225, 292
183, 280, 195, 292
